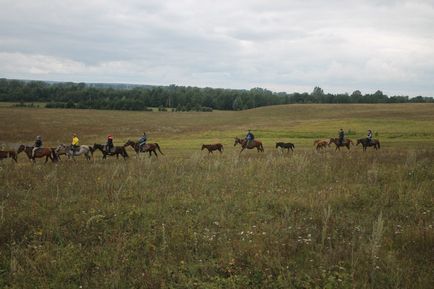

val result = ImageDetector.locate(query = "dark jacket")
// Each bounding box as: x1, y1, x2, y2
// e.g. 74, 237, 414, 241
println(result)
246, 132, 254, 140
35, 139, 42, 147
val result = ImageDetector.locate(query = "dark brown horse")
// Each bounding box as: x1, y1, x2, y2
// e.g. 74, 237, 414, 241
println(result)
201, 143, 224, 154
275, 142, 294, 152
93, 143, 128, 159
0, 150, 17, 162
123, 140, 164, 158
356, 138, 381, 151
234, 137, 264, 153
17, 145, 57, 163
328, 138, 354, 151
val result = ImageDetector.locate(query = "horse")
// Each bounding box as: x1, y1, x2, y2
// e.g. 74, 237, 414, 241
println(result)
93, 143, 128, 160
201, 143, 224, 154
328, 138, 354, 151
123, 140, 164, 158
275, 142, 294, 152
356, 138, 381, 151
56, 144, 93, 160
0, 150, 17, 162
17, 145, 57, 163
234, 137, 264, 153
314, 139, 329, 151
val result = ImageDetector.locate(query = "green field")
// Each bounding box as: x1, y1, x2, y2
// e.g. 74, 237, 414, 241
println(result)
0, 104, 433, 288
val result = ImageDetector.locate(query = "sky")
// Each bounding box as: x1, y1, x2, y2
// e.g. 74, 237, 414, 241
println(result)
0, 0, 433, 96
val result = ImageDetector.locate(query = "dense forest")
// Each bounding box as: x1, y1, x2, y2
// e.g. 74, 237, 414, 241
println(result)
0, 78, 432, 111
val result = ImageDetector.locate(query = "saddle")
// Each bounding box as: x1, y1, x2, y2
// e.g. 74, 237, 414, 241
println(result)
105, 145, 114, 153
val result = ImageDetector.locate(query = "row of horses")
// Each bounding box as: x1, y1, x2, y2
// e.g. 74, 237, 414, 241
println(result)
0, 140, 163, 163
0, 137, 380, 163
315, 138, 381, 151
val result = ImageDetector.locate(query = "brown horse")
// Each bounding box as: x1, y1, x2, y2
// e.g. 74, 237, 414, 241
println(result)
201, 143, 224, 154
314, 139, 329, 151
17, 145, 57, 163
356, 138, 381, 151
123, 140, 164, 158
93, 143, 128, 159
0, 150, 17, 162
328, 138, 354, 151
234, 137, 264, 153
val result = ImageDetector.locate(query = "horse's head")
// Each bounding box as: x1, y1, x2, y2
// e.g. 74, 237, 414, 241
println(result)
201, 144, 205, 150
234, 137, 241, 146
328, 138, 335, 145
55, 144, 66, 153
17, 144, 26, 154
356, 139, 361, 145
123, 140, 133, 147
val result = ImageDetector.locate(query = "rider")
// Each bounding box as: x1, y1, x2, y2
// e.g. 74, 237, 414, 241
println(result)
138, 132, 147, 152
367, 129, 373, 145
31, 135, 43, 158
106, 135, 114, 153
245, 129, 255, 148
71, 133, 79, 155
338, 128, 345, 145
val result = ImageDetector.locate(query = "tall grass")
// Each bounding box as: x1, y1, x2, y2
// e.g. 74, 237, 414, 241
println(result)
1, 148, 432, 288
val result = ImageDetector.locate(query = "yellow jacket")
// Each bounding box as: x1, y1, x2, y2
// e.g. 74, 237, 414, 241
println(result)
72, 136, 79, 146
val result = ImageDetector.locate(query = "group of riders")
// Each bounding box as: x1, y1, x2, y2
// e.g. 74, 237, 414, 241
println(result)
338, 128, 373, 146
29, 128, 374, 157
30, 132, 149, 158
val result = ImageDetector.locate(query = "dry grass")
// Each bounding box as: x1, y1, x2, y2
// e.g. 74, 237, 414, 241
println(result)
0, 104, 433, 288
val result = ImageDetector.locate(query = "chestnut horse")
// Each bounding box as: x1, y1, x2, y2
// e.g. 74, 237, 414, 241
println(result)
201, 143, 224, 154
328, 138, 354, 151
234, 137, 264, 153
313, 139, 329, 151
356, 138, 381, 151
93, 143, 128, 159
17, 145, 57, 163
123, 140, 164, 158
0, 150, 17, 162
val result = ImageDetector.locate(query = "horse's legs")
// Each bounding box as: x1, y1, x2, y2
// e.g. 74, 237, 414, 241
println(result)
153, 150, 158, 158
239, 147, 245, 154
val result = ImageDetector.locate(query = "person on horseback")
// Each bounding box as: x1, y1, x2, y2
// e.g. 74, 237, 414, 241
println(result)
106, 135, 114, 153
138, 132, 147, 152
31, 135, 43, 158
71, 133, 79, 155
338, 128, 345, 145
245, 129, 255, 148
367, 129, 373, 145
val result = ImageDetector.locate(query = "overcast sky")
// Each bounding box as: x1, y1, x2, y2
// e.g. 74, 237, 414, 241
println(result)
1, 0, 433, 96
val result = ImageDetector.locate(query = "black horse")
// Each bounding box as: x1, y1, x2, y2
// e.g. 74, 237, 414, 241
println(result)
93, 143, 129, 159
356, 138, 380, 151
275, 142, 295, 152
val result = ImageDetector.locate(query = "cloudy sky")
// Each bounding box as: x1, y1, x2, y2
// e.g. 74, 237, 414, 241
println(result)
1, 0, 433, 96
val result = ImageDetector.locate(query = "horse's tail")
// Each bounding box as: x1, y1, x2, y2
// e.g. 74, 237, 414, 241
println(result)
156, 143, 164, 155
221, 144, 224, 151
260, 143, 264, 152
122, 147, 129, 158
377, 140, 380, 149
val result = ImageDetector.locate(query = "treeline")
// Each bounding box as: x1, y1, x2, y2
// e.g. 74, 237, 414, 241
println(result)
0, 78, 433, 111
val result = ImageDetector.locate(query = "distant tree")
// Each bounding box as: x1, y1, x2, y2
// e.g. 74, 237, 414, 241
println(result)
232, 96, 244, 111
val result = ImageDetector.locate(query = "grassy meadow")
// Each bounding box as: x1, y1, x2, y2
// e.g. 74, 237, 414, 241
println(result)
0, 104, 433, 288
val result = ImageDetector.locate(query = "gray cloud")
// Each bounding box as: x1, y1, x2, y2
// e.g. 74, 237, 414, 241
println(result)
0, 0, 433, 96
